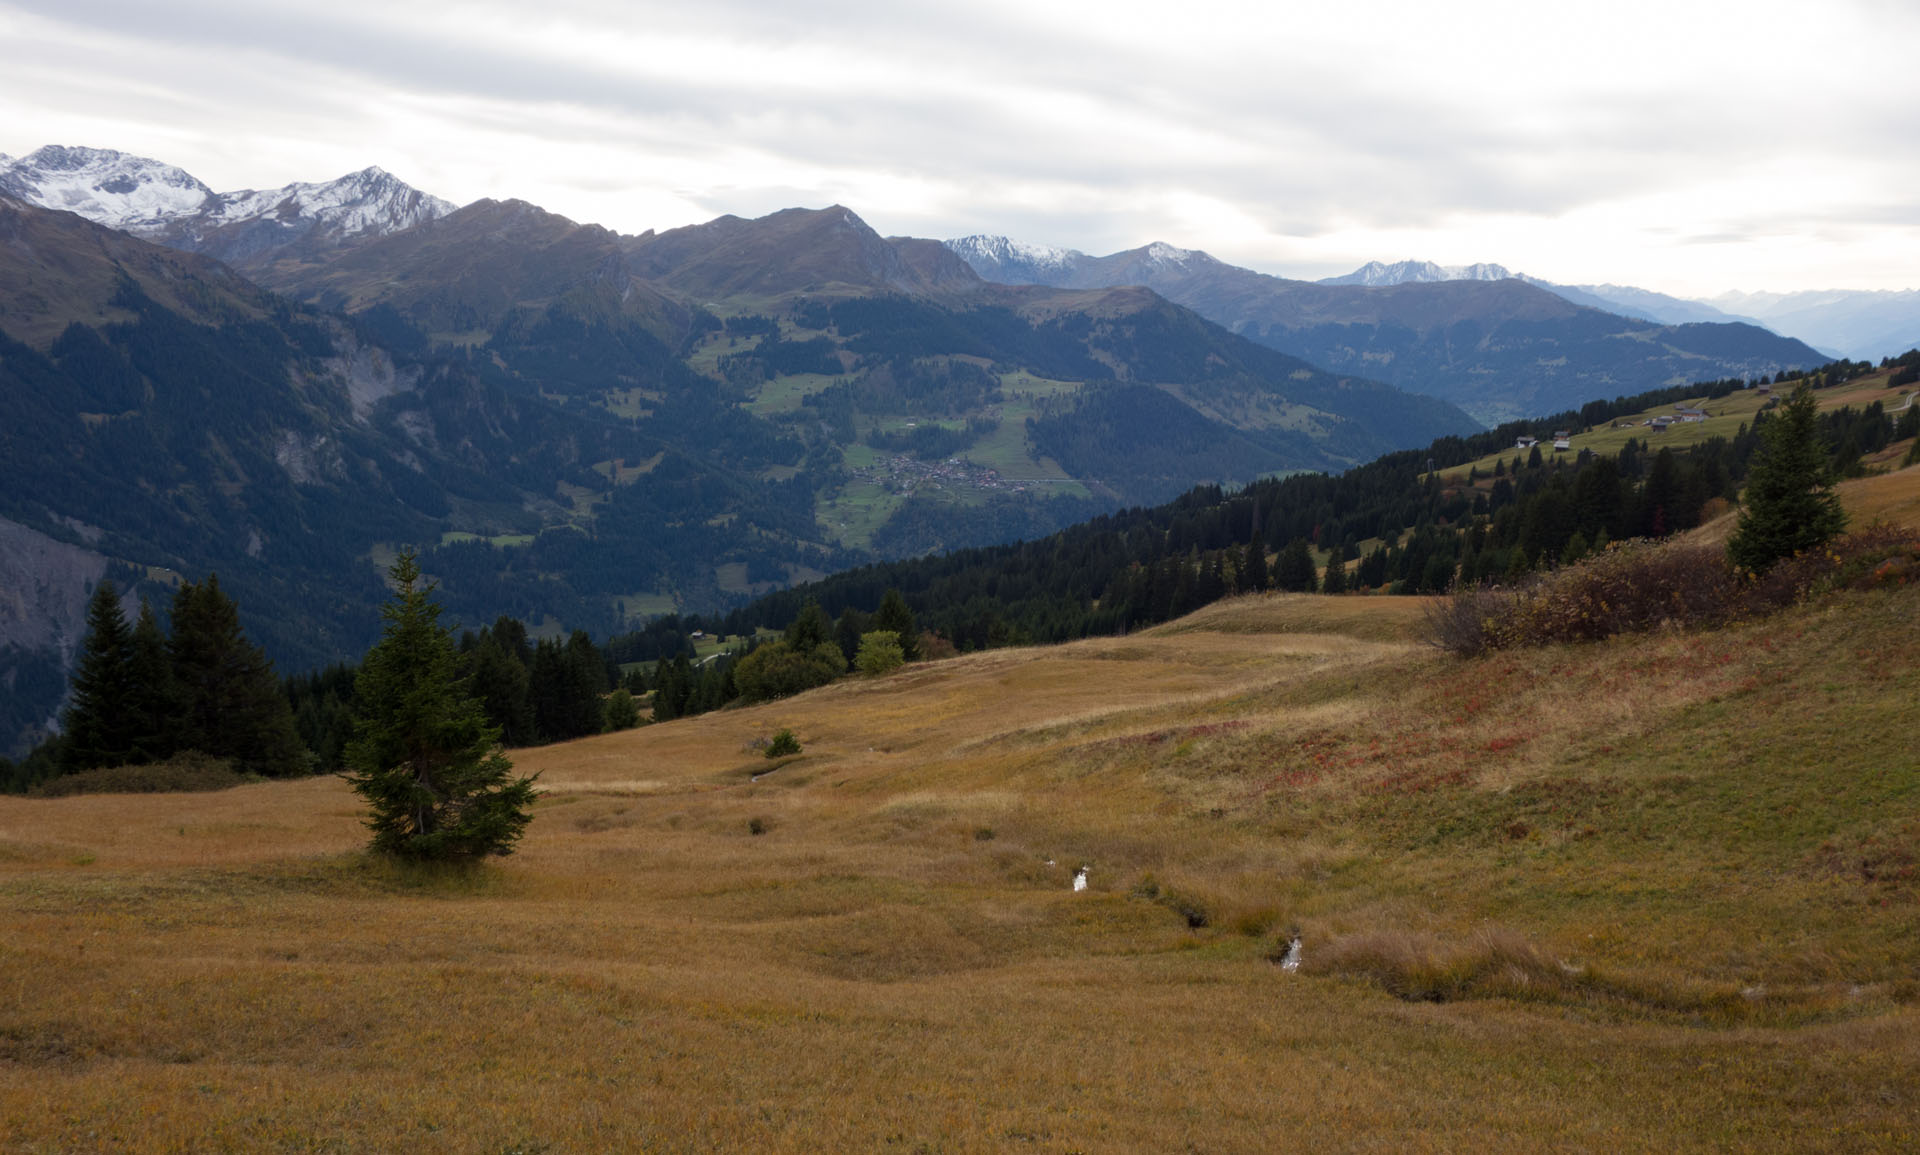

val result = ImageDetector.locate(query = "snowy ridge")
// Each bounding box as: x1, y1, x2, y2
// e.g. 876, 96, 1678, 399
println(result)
206, 166, 454, 238
0, 146, 455, 259
945, 234, 1082, 272
1321, 259, 1514, 287
0, 145, 215, 232
1143, 241, 1196, 268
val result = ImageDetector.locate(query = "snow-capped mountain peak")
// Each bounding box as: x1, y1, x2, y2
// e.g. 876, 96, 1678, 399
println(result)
946, 234, 1081, 271
0, 146, 456, 264
0, 145, 216, 232
1321, 259, 1514, 287
205, 166, 456, 238
1144, 241, 1195, 268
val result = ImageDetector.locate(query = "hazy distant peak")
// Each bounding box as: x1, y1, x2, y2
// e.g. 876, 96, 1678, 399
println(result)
1144, 241, 1198, 268
946, 234, 1080, 269
1322, 258, 1514, 286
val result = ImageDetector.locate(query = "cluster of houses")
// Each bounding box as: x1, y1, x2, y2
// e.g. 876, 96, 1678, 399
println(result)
1514, 430, 1574, 452
1640, 404, 1712, 434
1518, 403, 1716, 451
853, 454, 1025, 497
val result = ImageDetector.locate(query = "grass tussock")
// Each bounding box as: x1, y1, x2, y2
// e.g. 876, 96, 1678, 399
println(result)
1429, 527, 1920, 655
1304, 926, 1887, 1025
28, 751, 255, 797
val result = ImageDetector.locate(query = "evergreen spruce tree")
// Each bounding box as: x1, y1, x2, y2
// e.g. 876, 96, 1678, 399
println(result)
60, 581, 137, 773
1273, 538, 1319, 593
345, 553, 537, 860
1321, 551, 1349, 595
125, 598, 178, 764
169, 575, 306, 775
834, 608, 866, 666
784, 600, 835, 653
1729, 383, 1848, 572
872, 590, 919, 661
467, 630, 535, 747
1243, 538, 1270, 592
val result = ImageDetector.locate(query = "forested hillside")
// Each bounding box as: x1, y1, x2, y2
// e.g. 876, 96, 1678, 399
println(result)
713, 359, 1916, 651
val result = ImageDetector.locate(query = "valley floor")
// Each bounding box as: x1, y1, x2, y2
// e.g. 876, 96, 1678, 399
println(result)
4, 550, 1919, 1150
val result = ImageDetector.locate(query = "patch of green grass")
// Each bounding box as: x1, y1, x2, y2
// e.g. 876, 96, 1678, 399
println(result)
1436, 371, 1908, 484
745, 374, 839, 417
817, 482, 905, 549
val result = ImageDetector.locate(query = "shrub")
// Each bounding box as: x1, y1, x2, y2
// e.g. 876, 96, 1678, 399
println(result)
855, 630, 906, 677
764, 729, 801, 759
31, 751, 251, 797
1420, 586, 1513, 657
1308, 927, 1566, 1003
1427, 541, 1739, 654
732, 640, 845, 701
1429, 529, 1920, 657
603, 688, 640, 731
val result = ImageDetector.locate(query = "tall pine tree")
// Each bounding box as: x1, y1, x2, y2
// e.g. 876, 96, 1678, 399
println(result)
125, 598, 177, 764
168, 575, 306, 776
345, 553, 537, 860
1729, 382, 1847, 572
59, 581, 137, 773
873, 590, 919, 662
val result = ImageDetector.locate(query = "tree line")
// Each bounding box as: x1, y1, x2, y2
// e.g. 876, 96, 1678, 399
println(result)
2, 576, 307, 793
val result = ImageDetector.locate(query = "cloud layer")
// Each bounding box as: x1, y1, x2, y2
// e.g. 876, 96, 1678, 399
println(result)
3, 0, 1916, 294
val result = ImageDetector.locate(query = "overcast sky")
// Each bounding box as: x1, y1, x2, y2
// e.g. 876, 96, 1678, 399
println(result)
2, 0, 1915, 296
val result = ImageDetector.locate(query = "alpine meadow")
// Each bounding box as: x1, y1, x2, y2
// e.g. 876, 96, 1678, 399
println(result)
6, 1, 1920, 1148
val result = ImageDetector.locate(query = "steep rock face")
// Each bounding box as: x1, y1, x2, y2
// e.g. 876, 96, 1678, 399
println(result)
0, 515, 113, 657
0, 147, 456, 269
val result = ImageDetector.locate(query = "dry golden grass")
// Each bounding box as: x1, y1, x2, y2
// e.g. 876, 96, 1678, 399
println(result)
4, 580, 1919, 1151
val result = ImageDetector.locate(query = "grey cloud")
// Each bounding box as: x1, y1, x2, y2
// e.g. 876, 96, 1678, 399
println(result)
6, 0, 1919, 283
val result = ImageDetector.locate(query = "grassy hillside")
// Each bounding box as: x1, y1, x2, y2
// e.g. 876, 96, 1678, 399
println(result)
4, 474, 1917, 1150
1436, 367, 1918, 483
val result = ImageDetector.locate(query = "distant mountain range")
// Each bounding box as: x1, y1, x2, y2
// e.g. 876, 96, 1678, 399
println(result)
945, 238, 1825, 425
1708, 288, 1920, 363
0, 145, 455, 268
1309, 255, 1919, 362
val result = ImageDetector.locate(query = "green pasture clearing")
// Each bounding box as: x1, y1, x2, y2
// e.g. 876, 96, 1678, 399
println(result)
817, 481, 906, 549
1436, 371, 1914, 484
590, 453, 663, 485
595, 388, 658, 420
438, 531, 537, 548
745, 373, 839, 417
613, 593, 678, 622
